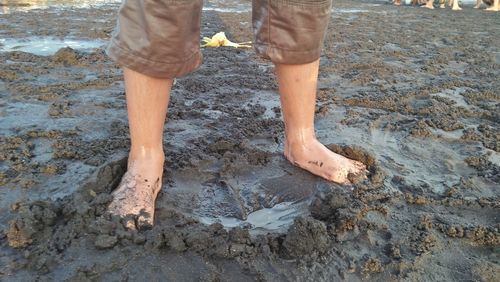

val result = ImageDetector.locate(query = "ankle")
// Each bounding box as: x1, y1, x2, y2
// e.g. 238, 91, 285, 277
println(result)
284, 133, 316, 149
129, 146, 165, 161
284, 136, 319, 161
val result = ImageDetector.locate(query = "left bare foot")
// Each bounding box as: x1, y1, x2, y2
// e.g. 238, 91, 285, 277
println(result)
284, 138, 367, 185
107, 164, 162, 230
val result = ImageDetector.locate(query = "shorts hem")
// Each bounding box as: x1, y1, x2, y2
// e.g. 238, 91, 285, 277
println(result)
254, 43, 322, 64
106, 39, 203, 79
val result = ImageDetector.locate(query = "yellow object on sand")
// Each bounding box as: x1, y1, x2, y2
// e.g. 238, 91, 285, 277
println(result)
201, 32, 252, 48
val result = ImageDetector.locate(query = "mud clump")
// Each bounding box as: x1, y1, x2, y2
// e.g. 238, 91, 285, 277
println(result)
48, 100, 73, 117
282, 217, 330, 258
94, 234, 118, 249
409, 120, 433, 138
362, 257, 384, 274
0, 69, 18, 81
429, 116, 464, 131
6, 201, 58, 248
411, 232, 438, 255
326, 144, 385, 188
52, 47, 80, 66
309, 190, 363, 233
464, 154, 499, 183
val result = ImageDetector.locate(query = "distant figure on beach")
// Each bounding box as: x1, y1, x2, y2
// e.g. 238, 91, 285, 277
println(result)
396, 0, 499, 10
422, 0, 462, 10
104, 0, 367, 229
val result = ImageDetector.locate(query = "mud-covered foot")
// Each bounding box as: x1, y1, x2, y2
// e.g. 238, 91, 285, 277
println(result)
284, 139, 367, 185
107, 161, 162, 230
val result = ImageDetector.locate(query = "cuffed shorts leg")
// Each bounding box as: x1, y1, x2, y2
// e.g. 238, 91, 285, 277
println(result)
106, 0, 333, 78
252, 0, 333, 64
106, 0, 203, 79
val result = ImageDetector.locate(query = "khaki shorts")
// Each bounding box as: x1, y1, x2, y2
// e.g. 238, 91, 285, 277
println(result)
106, 0, 333, 78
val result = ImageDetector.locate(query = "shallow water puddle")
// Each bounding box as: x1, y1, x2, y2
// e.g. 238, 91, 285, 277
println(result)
199, 199, 311, 233
0, 37, 105, 55
333, 8, 370, 13
0, 0, 120, 14
203, 7, 250, 13
203, 0, 251, 13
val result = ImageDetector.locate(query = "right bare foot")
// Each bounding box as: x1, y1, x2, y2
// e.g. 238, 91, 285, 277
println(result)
420, 2, 434, 10
284, 138, 368, 185
107, 155, 164, 229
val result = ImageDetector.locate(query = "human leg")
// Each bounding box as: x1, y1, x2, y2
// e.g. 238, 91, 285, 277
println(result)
106, 68, 172, 229
105, 0, 203, 228
252, 0, 367, 184
275, 61, 366, 184
451, 0, 462, 10
423, 0, 435, 9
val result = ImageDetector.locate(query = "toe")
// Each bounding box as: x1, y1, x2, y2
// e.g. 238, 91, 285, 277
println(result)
124, 218, 137, 230
137, 213, 154, 230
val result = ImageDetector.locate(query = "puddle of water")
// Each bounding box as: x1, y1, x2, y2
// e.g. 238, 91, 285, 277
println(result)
203, 7, 250, 13
199, 199, 311, 234
203, 0, 251, 13
334, 8, 370, 13
0, 0, 120, 14
0, 37, 105, 56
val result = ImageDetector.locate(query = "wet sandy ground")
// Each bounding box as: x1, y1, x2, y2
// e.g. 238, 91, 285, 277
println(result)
1, 0, 499, 281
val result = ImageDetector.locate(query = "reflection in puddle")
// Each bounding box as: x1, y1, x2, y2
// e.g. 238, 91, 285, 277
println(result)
198, 200, 311, 234
0, 37, 105, 55
0, 0, 119, 14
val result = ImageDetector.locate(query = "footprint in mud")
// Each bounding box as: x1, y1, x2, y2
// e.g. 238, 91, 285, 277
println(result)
158, 143, 385, 232
159, 154, 322, 232
258, 173, 318, 207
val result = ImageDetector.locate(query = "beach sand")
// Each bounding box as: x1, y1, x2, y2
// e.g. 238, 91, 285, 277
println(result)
0, 0, 499, 280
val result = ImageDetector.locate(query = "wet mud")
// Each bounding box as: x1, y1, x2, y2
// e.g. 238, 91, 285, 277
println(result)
1, 0, 499, 281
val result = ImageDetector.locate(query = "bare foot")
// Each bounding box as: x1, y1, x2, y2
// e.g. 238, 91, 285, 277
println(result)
452, 6, 462, 10
284, 139, 367, 185
107, 158, 163, 229
440, 4, 446, 8
422, 3, 435, 8
485, 6, 500, 10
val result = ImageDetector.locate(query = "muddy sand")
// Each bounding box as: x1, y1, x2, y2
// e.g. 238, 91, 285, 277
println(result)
0, 0, 499, 281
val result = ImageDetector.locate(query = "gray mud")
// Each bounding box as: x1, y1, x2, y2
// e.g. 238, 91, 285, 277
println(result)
1, 0, 499, 281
